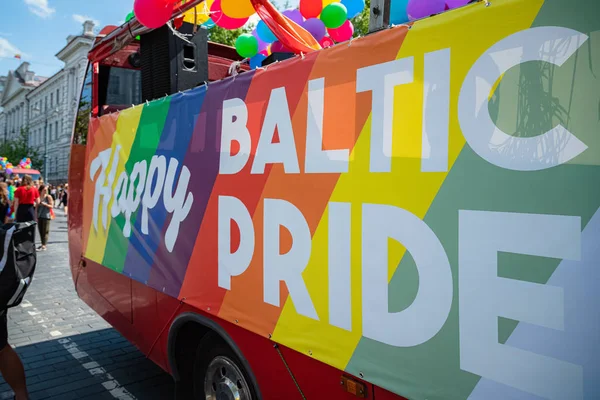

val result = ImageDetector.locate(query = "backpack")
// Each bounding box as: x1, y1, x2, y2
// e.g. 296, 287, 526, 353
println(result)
0, 222, 36, 309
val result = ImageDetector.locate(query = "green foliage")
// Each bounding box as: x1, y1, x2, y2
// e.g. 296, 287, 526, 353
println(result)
208, 25, 254, 47
353, 0, 371, 37
0, 128, 43, 174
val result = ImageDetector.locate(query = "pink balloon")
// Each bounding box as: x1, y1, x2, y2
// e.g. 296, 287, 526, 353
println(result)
319, 36, 335, 48
134, 0, 174, 29
407, 0, 446, 20
211, 0, 249, 29
327, 20, 353, 42
446, 0, 469, 9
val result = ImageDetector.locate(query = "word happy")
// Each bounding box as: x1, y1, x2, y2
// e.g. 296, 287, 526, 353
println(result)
89, 146, 194, 252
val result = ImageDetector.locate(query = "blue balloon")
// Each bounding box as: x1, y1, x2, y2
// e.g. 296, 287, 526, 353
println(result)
202, 18, 216, 29
342, 0, 366, 19
256, 20, 277, 43
250, 54, 267, 69
390, 0, 410, 24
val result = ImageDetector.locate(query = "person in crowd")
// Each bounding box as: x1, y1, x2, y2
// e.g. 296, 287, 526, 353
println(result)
55, 186, 63, 209
0, 181, 29, 400
50, 185, 57, 203
12, 175, 39, 223
62, 184, 68, 215
36, 185, 53, 251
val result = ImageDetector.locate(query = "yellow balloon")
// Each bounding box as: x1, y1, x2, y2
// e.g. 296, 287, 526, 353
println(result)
322, 0, 337, 7
221, 0, 255, 19
183, 0, 213, 25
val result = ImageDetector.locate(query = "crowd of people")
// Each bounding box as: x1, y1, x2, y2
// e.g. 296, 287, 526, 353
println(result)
0, 174, 68, 251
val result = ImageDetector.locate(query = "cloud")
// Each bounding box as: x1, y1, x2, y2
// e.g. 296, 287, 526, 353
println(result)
0, 37, 27, 59
72, 14, 100, 27
23, 0, 56, 19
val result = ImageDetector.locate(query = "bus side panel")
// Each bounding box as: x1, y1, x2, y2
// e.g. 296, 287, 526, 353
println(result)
67, 143, 86, 282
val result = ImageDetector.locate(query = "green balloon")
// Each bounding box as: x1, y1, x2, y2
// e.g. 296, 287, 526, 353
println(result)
126, 11, 135, 22
235, 34, 259, 59
320, 3, 348, 29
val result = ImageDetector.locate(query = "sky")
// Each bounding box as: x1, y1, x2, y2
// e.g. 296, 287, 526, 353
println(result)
0, 0, 292, 79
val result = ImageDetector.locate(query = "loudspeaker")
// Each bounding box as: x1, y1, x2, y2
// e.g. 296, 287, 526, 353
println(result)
140, 23, 209, 102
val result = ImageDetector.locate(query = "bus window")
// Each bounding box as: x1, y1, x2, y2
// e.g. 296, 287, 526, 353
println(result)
98, 66, 141, 115
72, 62, 93, 145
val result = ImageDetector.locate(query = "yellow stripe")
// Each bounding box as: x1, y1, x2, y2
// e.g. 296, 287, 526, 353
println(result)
85, 106, 144, 263
272, 0, 544, 371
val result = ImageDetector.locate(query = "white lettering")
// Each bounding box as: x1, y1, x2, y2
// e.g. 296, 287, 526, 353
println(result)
458, 27, 588, 171
328, 202, 351, 331
218, 196, 255, 290
220, 98, 251, 174
356, 58, 414, 173
362, 203, 452, 346
251, 87, 300, 174
305, 78, 349, 173
459, 210, 583, 399
163, 158, 194, 252
263, 198, 318, 320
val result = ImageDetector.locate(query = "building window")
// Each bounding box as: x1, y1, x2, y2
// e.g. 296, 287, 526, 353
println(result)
56, 89, 60, 104
50, 93, 53, 107
55, 121, 59, 140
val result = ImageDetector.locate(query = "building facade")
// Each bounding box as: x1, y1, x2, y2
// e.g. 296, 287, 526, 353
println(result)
0, 20, 95, 184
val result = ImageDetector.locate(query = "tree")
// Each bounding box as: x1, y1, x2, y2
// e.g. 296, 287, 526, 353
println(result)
0, 128, 43, 175
353, 0, 371, 37
208, 25, 253, 47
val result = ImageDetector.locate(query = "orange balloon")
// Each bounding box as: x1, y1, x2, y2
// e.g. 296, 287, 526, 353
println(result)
221, 0, 255, 18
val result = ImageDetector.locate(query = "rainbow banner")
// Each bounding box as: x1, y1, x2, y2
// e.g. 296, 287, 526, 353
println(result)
82, 0, 600, 398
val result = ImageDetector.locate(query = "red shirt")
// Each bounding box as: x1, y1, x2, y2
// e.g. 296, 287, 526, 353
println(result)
14, 186, 40, 205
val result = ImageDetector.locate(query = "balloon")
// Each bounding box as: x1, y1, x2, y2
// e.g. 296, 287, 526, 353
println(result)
341, 0, 365, 18
389, 0, 410, 24
446, 0, 469, 8
6, 168, 12, 175
211, 0, 249, 29
252, 30, 269, 52
235, 33, 259, 58
300, 0, 322, 19
320, 3, 347, 29
250, 53, 267, 69
256, 20, 277, 43
319, 36, 335, 48
328, 19, 353, 42
125, 11, 135, 22
183, 0, 213, 25
282, 9, 304, 25
407, 0, 446, 20
134, 0, 173, 29
302, 18, 326, 41
202, 18, 216, 28
270, 41, 292, 53
221, 0, 255, 18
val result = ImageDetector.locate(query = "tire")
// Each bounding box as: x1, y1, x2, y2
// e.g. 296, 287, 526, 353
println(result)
193, 332, 258, 400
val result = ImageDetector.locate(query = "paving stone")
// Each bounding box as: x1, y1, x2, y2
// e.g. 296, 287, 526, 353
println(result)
0, 211, 175, 399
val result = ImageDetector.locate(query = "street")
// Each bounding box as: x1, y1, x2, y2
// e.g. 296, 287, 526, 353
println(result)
0, 211, 175, 400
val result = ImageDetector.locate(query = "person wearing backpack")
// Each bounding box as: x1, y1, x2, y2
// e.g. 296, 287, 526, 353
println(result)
0, 183, 29, 400
36, 185, 53, 251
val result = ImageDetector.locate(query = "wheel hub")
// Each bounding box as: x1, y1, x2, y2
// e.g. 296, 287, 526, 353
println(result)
204, 356, 251, 400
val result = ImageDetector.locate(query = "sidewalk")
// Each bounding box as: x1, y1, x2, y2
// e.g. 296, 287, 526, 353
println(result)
0, 210, 175, 400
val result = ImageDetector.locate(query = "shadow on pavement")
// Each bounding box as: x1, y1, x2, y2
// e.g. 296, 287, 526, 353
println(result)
0, 328, 175, 400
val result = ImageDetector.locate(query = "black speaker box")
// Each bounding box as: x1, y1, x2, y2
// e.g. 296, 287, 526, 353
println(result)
140, 23, 208, 102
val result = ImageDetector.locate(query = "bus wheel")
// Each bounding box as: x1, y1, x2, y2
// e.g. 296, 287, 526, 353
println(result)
193, 332, 256, 400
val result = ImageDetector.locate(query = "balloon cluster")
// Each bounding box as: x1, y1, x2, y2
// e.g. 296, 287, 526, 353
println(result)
390, 0, 470, 24
19, 158, 32, 170
0, 157, 14, 175
242, 0, 365, 68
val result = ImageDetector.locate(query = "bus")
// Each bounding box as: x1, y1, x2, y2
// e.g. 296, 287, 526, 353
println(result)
68, 0, 600, 399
